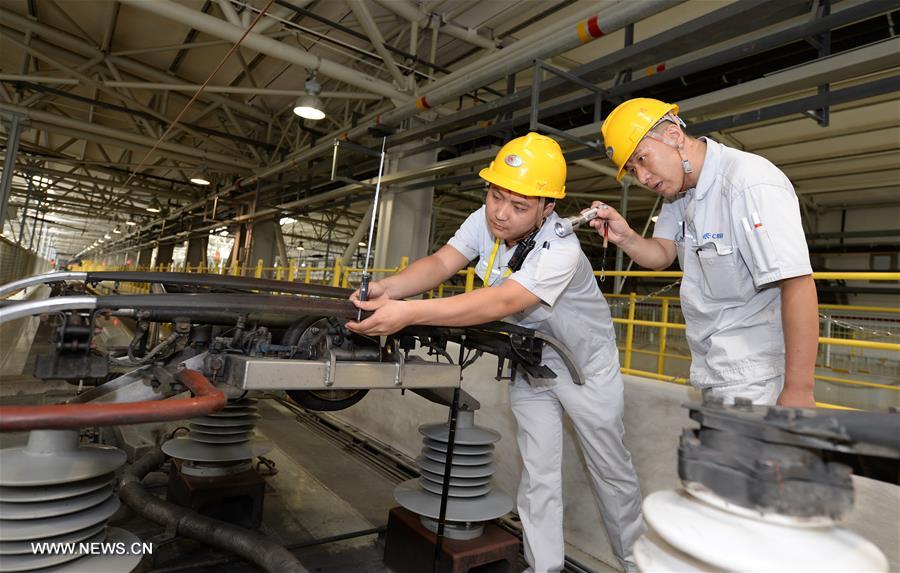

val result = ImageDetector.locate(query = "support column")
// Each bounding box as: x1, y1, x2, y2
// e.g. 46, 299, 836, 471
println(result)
156, 242, 175, 269
0, 113, 24, 226
138, 247, 153, 269
186, 235, 209, 269
373, 145, 438, 271
247, 217, 278, 278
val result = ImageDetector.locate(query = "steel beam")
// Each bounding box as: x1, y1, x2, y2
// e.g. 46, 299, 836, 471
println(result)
0, 112, 23, 226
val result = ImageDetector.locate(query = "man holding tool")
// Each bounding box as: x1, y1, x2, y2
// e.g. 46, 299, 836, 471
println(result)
590, 98, 818, 407
347, 133, 644, 572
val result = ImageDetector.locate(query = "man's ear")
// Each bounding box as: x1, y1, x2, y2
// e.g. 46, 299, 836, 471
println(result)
542, 201, 556, 218
664, 122, 684, 146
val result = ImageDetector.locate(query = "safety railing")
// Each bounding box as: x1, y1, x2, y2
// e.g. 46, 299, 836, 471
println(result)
71, 260, 899, 410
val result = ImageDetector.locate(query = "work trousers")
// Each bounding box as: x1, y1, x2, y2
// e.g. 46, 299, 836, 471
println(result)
701, 374, 785, 406
510, 371, 644, 573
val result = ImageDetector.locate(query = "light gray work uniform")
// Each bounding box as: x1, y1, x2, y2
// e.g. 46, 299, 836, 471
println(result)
448, 206, 644, 573
653, 138, 813, 405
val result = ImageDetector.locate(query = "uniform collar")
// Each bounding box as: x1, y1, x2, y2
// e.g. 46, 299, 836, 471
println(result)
692, 137, 718, 201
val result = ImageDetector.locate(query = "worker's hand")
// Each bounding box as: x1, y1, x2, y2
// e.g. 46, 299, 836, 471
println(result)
776, 386, 817, 408
349, 280, 389, 303
346, 298, 412, 336
587, 201, 634, 245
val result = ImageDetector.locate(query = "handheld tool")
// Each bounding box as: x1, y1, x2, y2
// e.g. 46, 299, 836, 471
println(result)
554, 207, 600, 237
357, 137, 387, 320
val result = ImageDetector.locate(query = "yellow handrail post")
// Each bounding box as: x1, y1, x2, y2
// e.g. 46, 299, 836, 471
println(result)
254, 258, 264, 278
304, 267, 311, 284
289, 260, 297, 282
437, 284, 444, 298
331, 260, 342, 287
624, 292, 637, 370
275, 264, 283, 281
342, 268, 351, 288
657, 299, 669, 376
465, 267, 476, 292
231, 258, 240, 276
399, 256, 409, 271
199, 263, 206, 274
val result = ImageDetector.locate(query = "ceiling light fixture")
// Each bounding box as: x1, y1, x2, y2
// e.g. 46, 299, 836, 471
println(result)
125, 218, 138, 226
293, 75, 325, 121
146, 198, 163, 213
113, 225, 122, 234
189, 167, 211, 186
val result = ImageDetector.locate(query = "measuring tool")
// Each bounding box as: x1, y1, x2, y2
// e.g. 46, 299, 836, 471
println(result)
554, 206, 603, 237
357, 137, 387, 321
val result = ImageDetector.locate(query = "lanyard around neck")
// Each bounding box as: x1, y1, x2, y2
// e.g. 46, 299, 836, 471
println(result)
483, 238, 512, 288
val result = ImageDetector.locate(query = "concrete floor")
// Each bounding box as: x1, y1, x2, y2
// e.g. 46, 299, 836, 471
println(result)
117, 399, 401, 573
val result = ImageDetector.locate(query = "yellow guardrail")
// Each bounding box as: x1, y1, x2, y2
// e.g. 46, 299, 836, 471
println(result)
73, 261, 899, 406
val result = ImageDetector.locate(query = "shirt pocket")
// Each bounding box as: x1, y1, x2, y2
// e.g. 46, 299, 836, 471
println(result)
696, 244, 754, 304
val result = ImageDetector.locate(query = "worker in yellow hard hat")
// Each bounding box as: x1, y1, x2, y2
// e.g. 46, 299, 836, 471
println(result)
590, 97, 818, 408
348, 132, 644, 572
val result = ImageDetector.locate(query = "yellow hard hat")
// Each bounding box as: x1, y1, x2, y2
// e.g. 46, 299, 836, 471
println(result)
479, 132, 566, 199
601, 98, 679, 181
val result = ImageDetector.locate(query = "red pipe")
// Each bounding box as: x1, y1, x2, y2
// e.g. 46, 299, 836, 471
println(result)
0, 369, 227, 431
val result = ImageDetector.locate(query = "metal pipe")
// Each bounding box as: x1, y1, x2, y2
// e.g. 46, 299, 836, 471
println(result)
100, 82, 382, 99
0, 270, 86, 298
388, 0, 681, 119
0, 102, 255, 169
118, 0, 410, 102
346, 0, 409, 88
0, 10, 272, 124
104, 0, 678, 247
371, 0, 500, 51
119, 447, 310, 573
0, 295, 96, 323
0, 369, 226, 431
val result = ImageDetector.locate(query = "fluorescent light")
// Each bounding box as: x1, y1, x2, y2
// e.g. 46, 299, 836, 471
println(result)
190, 176, 210, 185
146, 198, 163, 213
358, 241, 367, 247
113, 226, 121, 234
651, 215, 659, 223
279, 217, 297, 226
103, 233, 111, 240
125, 218, 138, 226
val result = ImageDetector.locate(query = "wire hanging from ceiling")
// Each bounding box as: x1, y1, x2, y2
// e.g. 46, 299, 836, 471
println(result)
119, 0, 277, 194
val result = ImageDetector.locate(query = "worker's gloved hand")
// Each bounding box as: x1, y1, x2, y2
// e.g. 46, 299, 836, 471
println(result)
346, 298, 411, 336
588, 201, 632, 245
349, 281, 389, 303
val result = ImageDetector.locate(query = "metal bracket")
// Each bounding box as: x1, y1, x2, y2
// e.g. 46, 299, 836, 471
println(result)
330, 138, 388, 188
529, 59, 606, 152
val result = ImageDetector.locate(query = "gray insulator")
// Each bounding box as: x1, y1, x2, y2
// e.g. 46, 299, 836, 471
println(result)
0, 431, 141, 572
394, 411, 513, 539
162, 398, 272, 465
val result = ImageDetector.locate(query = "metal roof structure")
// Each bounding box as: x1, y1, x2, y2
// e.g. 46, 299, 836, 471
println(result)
0, 0, 897, 261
